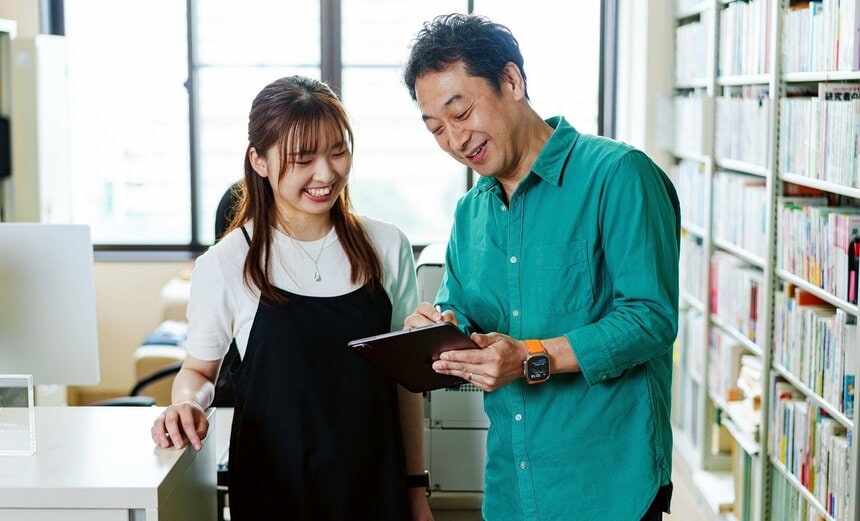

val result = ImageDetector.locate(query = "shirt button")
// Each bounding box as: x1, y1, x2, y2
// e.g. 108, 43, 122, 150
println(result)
512, 309, 520, 317
500, 204, 508, 212
519, 461, 527, 470
515, 413, 522, 421
510, 256, 518, 264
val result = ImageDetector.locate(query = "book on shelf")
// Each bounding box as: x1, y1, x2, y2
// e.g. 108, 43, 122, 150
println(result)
780, 86, 860, 189
783, 181, 828, 197
713, 171, 768, 259
725, 399, 761, 440
783, 0, 860, 73
718, 0, 772, 77
709, 329, 746, 404
673, 93, 714, 156
731, 439, 755, 521
712, 408, 733, 455
711, 252, 766, 341
832, 212, 860, 304
774, 284, 857, 419
737, 354, 763, 404
819, 82, 860, 101
850, 237, 859, 305
772, 378, 852, 518
841, 313, 857, 419
839, 0, 860, 71
675, 10, 711, 85
778, 200, 860, 297
772, 380, 804, 465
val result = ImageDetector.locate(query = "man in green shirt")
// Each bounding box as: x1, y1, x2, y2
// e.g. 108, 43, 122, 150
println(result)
402, 14, 680, 521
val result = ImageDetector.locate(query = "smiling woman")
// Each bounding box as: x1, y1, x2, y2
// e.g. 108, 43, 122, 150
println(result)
151, 75, 433, 520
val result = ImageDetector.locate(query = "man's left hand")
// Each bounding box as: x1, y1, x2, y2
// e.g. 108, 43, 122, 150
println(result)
432, 332, 527, 392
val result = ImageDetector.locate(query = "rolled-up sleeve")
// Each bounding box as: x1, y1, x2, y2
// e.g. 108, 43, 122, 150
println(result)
567, 151, 680, 386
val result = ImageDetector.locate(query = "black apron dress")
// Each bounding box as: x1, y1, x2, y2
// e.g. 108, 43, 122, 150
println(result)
226, 273, 408, 519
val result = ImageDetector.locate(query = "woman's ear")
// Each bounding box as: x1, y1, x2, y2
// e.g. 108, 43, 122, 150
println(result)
248, 147, 269, 178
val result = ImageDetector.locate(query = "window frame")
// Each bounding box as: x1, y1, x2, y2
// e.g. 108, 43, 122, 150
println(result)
77, 0, 616, 256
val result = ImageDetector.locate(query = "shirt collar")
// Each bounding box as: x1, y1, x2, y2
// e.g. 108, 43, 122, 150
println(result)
473, 116, 579, 197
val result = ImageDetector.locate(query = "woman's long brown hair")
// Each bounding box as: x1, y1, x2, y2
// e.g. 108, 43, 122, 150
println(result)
227, 76, 382, 304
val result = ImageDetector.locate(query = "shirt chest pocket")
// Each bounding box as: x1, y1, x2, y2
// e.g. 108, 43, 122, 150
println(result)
536, 241, 593, 314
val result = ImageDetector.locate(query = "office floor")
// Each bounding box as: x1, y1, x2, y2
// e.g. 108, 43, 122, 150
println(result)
666, 462, 714, 520
432, 471, 713, 521
221, 463, 713, 521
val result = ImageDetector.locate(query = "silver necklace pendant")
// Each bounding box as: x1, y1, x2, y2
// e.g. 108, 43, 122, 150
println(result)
285, 227, 329, 283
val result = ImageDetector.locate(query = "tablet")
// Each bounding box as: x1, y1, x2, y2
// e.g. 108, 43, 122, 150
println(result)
348, 322, 479, 393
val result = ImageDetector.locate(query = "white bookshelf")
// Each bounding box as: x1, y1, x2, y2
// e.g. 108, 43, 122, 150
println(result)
670, 0, 860, 519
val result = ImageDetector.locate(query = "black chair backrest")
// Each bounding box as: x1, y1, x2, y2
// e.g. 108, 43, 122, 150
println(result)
212, 181, 243, 408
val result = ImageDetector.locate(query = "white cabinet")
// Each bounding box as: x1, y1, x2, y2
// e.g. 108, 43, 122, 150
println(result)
0, 407, 217, 520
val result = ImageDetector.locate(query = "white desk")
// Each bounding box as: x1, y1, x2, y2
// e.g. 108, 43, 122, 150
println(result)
0, 407, 216, 521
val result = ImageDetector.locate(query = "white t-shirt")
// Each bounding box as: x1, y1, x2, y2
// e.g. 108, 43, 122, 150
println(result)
185, 217, 419, 361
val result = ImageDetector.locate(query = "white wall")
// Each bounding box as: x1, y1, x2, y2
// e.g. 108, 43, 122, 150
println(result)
0, 1, 37, 38
614, 0, 673, 172
93, 261, 193, 393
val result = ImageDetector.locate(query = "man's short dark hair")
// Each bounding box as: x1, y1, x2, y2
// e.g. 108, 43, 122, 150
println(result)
403, 13, 528, 102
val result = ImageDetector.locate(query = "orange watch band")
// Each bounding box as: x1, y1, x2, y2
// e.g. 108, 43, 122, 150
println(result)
525, 339, 544, 354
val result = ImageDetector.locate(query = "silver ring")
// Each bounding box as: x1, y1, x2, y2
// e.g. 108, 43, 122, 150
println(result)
467, 372, 472, 380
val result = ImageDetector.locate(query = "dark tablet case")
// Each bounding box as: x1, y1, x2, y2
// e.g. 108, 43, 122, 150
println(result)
348, 322, 477, 393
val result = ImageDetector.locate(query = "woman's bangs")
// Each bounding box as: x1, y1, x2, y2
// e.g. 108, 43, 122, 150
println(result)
283, 112, 349, 160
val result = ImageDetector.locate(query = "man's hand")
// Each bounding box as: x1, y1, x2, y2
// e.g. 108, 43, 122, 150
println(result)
432, 332, 527, 392
404, 302, 459, 329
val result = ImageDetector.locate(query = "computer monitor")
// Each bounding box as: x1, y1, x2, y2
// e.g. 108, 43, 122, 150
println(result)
0, 223, 100, 386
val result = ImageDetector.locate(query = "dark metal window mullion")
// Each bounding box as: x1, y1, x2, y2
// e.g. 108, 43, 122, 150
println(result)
599, 0, 618, 138
41, 0, 65, 35
465, 0, 475, 190
186, 0, 202, 247
321, 0, 342, 96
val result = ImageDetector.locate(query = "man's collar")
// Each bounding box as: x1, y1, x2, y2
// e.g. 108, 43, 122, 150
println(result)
530, 116, 579, 186
473, 116, 579, 196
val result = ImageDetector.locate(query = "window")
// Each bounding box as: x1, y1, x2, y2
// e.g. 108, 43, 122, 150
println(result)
65, 0, 190, 245
64, 0, 605, 249
472, 1, 601, 135
192, 0, 321, 245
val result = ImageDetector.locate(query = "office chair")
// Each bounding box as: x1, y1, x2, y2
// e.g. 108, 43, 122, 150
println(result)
99, 181, 240, 409
212, 181, 242, 408
214, 180, 243, 521
91, 362, 183, 407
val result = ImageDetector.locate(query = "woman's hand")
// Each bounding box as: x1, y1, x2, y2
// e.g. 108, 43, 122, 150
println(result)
407, 488, 435, 521
151, 354, 220, 450
404, 302, 458, 329
151, 400, 209, 451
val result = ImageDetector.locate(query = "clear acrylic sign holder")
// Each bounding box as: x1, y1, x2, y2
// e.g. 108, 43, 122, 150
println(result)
0, 374, 35, 456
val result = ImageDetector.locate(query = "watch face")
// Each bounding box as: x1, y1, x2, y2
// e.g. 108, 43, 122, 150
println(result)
525, 354, 550, 382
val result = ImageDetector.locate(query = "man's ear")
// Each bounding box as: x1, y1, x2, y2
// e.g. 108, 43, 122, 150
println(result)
500, 62, 526, 102
248, 147, 269, 178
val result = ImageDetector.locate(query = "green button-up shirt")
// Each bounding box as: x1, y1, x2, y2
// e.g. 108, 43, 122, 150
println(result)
436, 117, 680, 520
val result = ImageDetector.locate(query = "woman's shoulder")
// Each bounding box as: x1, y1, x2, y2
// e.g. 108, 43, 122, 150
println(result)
359, 216, 409, 249
196, 224, 252, 271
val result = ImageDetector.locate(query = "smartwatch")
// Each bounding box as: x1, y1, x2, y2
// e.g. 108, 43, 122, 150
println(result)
405, 470, 431, 496
523, 339, 551, 384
